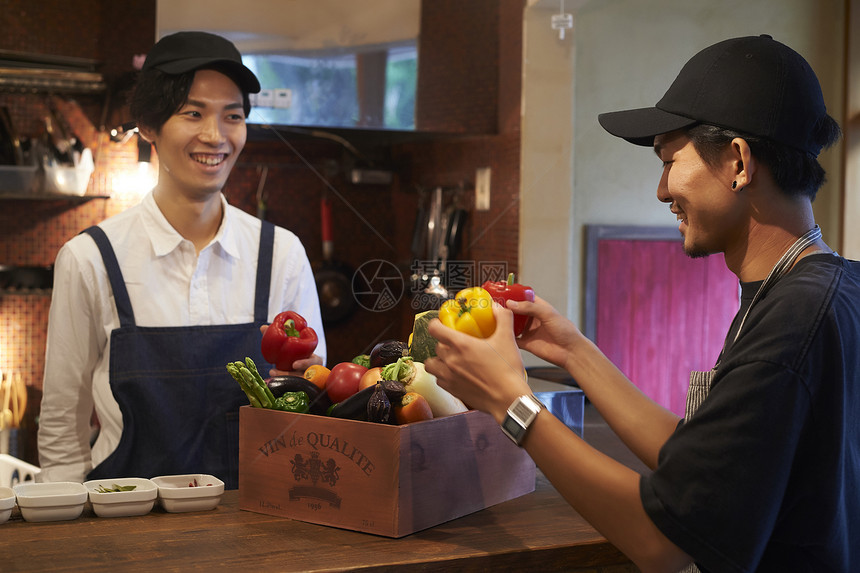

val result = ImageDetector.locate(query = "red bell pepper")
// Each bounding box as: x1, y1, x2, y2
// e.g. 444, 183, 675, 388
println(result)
481, 273, 535, 337
261, 311, 319, 371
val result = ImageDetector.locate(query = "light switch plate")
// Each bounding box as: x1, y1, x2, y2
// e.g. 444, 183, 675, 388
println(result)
256, 89, 274, 108
273, 89, 292, 109
475, 167, 491, 211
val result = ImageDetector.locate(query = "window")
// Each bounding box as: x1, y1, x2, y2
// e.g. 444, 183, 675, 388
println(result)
243, 43, 417, 130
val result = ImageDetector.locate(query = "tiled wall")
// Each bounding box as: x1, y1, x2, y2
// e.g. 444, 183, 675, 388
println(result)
0, 0, 523, 464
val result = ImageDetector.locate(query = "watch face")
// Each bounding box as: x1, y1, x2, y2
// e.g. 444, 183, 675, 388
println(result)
502, 415, 524, 442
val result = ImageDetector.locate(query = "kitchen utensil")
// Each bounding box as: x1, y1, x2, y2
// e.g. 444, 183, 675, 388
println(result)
151, 474, 224, 513
436, 202, 452, 262
409, 188, 429, 262
14, 481, 88, 522
11, 372, 25, 428
425, 187, 443, 264
0, 486, 15, 524
443, 208, 467, 260
0, 265, 54, 290
430, 206, 467, 297
0, 375, 11, 432
9, 376, 17, 431
255, 165, 268, 220
0, 453, 41, 487
0, 107, 23, 166
84, 477, 158, 518
423, 275, 448, 298
313, 196, 357, 325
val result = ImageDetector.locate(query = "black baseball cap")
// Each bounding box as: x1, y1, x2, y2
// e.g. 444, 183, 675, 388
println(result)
598, 35, 827, 156
143, 31, 261, 94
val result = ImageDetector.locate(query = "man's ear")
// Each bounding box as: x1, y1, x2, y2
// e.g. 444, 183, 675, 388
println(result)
730, 137, 756, 191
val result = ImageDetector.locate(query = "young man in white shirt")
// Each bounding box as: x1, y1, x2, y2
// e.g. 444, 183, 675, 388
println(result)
38, 32, 325, 489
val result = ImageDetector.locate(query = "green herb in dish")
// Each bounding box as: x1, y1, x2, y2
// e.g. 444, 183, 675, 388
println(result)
95, 484, 137, 493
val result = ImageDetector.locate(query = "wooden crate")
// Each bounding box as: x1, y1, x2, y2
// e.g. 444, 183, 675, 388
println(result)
239, 407, 536, 537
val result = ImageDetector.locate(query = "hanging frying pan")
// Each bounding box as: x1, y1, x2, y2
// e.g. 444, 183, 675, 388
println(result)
443, 207, 468, 260
0, 107, 23, 166
313, 196, 357, 325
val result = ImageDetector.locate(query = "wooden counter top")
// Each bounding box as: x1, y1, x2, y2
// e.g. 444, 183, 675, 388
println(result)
1, 471, 635, 572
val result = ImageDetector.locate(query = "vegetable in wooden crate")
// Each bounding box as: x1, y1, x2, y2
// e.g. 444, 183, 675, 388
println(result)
367, 383, 391, 423
302, 364, 330, 390
358, 366, 384, 391
267, 374, 332, 414
325, 362, 368, 403
369, 340, 409, 367
381, 357, 467, 417
327, 379, 405, 422
226, 358, 276, 408
394, 392, 434, 424
272, 391, 309, 413
409, 310, 438, 362
227, 357, 329, 414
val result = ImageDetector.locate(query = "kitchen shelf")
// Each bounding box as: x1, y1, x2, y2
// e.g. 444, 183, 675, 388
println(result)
0, 49, 105, 94
0, 288, 51, 296
0, 192, 109, 201
0, 265, 53, 294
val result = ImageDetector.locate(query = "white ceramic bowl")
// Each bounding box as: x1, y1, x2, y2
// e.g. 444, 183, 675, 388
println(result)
13, 482, 88, 522
0, 486, 15, 524
83, 477, 158, 518
151, 474, 224, 513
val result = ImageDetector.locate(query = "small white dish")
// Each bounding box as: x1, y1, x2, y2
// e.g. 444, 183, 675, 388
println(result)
0, 486, 15, 524
13, 481, 88, 522
151, 474, 224, 513
83, 477, 158, 518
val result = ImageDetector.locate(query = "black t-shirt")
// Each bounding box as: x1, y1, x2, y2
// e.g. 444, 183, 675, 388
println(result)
640, 254, 860, 572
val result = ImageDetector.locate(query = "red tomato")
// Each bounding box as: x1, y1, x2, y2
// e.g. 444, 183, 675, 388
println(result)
325, 362, 368, 403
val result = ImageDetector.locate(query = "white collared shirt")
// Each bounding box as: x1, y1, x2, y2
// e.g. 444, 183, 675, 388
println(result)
37, 192, 326, 482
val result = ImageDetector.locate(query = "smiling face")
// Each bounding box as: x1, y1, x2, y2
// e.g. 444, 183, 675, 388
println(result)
654, 131, 746, 258
141, 69, 247, 202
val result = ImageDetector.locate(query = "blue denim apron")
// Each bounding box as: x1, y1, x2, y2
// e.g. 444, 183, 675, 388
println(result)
82, 221, 274, 490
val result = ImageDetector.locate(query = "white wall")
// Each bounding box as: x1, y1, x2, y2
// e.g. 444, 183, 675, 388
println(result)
156, 0, 420, 52
520, 0, 846, 366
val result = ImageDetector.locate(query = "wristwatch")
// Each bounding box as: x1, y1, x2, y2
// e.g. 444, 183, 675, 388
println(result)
500, 394, 544, 446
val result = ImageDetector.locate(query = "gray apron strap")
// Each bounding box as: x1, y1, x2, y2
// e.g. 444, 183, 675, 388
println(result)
728, 225, 822, 346
685, 369, 714, 420
679, 368, 708, 573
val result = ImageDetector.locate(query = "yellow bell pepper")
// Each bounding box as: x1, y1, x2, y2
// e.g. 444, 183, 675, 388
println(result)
439, 286, 496, 338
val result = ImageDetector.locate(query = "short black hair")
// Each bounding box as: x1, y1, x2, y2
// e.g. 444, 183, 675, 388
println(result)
686, 116, 841, 201
129, 66, 252, 133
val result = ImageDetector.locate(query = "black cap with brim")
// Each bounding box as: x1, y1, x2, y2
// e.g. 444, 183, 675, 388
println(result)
598, 107, 698, 148
143, 31, 261, 94
597, 35, 827, 156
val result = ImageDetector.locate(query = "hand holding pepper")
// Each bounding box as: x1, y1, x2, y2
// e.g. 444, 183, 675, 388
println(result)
482, 273, 535, 337
261, 311, 319, 371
